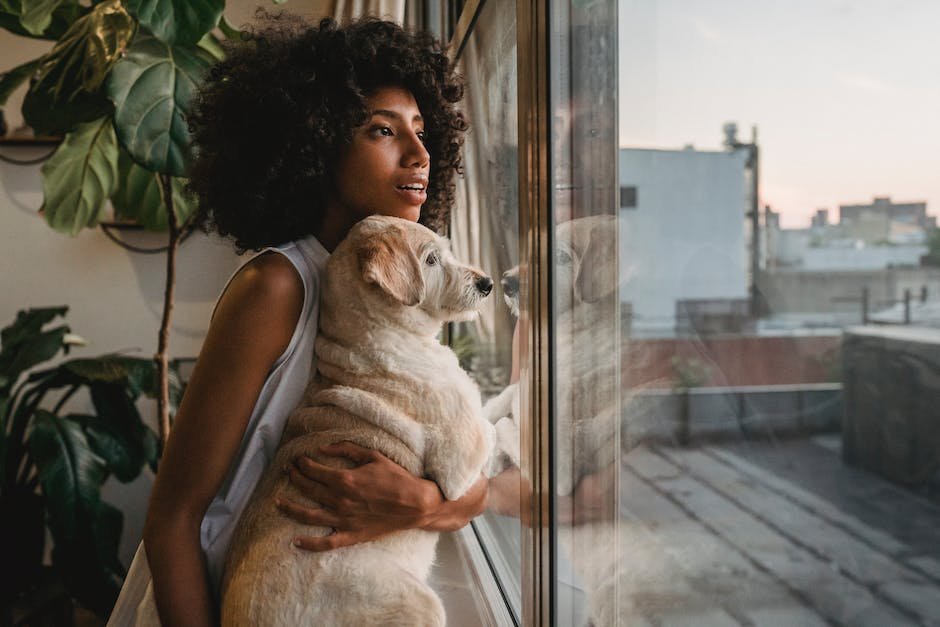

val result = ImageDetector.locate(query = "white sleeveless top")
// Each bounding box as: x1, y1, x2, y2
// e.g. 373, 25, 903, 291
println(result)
107, 234, 329, 626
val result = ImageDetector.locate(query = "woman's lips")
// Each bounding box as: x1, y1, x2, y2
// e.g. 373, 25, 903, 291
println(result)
395, 186, 427, 205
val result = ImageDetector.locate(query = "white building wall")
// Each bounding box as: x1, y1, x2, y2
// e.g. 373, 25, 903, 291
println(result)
802, 245, 928, 270
619, 147, 750, 336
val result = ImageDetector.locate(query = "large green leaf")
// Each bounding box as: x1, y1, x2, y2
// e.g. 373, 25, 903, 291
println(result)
196, 30, 225, 62
21, 0, 135, 135
79, 412, 141, 483
125, 0, 223, 46
61, 354, 163, 400
40, 117, 119, 235
0, 57, 42, 107
0, 307, 68, 365
107, 30, 214, 177
62, 355, 129, 384
0, 0, 85, 40
28, 410, 107, 542
19, 0, 67, 35
217, 14, 243, 40
112, 149, 195, 230
0, 306, 70, 402
2, 326, 68, 387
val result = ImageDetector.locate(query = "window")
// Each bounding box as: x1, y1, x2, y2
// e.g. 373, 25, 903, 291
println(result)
451, 1, 940, 625
620, 185, 637, 208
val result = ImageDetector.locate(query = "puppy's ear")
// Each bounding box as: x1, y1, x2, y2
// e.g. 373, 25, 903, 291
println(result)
575, 218, 618, 303
358, 229, 426, 306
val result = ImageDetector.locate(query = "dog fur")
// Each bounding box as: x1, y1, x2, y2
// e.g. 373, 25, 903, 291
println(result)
221, 216, 495, 626
485, 215, 621, 496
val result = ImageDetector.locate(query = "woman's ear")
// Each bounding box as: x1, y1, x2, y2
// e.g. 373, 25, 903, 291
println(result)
358, 228, 426, 306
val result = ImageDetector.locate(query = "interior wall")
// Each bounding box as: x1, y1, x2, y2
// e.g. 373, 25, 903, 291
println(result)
0, 4, 335, 567
0, 0, 387, 574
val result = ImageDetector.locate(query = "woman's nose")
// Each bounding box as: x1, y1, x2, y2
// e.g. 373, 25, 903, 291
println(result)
403, 131, 430, 168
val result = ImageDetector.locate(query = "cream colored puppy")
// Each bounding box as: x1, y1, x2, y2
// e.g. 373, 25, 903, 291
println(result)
485, 215, 620, 496
222, 216, 495, 627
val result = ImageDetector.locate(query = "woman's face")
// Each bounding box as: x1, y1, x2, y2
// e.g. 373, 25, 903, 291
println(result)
328, 85, 430, 225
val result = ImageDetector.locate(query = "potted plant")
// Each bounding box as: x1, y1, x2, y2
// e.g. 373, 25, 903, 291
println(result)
0, 306, 180, 620
670, 355, 710, 446
0, 0, 245, 449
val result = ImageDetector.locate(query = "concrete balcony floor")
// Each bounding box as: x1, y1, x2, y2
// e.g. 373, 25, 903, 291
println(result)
612, 436, 940, 626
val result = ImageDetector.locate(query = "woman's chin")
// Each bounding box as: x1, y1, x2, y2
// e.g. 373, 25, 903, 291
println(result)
378, 205, 421, 223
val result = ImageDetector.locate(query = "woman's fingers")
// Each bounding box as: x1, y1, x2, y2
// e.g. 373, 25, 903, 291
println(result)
287, 464, 341, 508
276, 498, 340, 527
293, 530, 364, 552
319, 440, 383, 466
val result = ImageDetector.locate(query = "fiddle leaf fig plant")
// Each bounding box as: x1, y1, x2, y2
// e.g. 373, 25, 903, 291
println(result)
124, 0, 224, 46
0, 0, 246, 450
106, 29, 215, 177
40, 117, 119, 234
0, 307, 180, 618
21, 0, 136, 136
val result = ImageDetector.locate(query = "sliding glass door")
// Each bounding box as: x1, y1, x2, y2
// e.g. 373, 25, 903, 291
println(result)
451, 1, 621, 624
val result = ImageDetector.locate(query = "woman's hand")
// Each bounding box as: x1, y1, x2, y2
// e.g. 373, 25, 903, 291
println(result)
279, 441, 488, 551
486, 462, 617, 527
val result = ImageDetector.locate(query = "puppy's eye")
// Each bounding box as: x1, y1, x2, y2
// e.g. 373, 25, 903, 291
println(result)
426, 252, 438, 266
555, 249, 573, 266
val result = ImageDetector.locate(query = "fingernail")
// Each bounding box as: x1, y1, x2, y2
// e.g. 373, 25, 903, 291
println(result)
293, 538, 302, 547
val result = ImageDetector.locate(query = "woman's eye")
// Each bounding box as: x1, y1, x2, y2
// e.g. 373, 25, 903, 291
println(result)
417, 130, 427, 143
372, 126, 393, 137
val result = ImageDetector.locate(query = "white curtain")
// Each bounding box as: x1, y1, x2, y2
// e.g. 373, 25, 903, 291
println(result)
329, 0, 406, 24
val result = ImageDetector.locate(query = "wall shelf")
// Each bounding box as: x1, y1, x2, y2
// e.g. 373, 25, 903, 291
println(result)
0, 136, 62, 146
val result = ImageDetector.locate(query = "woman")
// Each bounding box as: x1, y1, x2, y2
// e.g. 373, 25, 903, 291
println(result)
108, 14, 486, 626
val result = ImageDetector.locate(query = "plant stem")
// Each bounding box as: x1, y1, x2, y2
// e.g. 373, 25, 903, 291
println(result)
156, 174, 181, 453
51, 384, 80, 415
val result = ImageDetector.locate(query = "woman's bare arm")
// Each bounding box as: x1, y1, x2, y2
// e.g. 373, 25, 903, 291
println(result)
143, 253, 303, 627
280, 441, 488, 551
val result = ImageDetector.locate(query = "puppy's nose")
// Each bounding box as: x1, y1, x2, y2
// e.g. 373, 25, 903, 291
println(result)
501, 274, 518, 297
475, 275, 494, 296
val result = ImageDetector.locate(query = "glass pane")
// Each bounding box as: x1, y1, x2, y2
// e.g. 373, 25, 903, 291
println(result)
548, 2, 623, 625
449, 0, 523, 621
606, 1, 940, 625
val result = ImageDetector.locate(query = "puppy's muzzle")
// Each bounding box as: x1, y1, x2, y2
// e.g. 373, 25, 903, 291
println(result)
501, 273, 518, 298
475, 275, 494, 297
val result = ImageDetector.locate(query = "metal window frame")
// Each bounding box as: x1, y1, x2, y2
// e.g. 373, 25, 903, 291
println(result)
464, 2, 558, 625
448, 1, 555, 625
515, 2, 555, 625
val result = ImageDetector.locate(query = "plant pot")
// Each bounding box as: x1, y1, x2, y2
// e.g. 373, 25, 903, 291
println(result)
0, 490, 45, 603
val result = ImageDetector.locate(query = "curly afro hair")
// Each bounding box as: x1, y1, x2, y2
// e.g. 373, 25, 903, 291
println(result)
186, 13, 467, 252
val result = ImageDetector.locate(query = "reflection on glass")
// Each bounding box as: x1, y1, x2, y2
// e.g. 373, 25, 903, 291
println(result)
549, 2, 623, 625
449, 0, 522, 621
610, 1, 940, 625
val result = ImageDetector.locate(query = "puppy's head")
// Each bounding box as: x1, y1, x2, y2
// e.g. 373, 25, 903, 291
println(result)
350, 216, 492, 323
556, 215, 619, 309
501, 267, 520, 317
498, 215, 619, 318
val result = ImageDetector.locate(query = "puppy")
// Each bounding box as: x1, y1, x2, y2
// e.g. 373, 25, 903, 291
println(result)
485, 215, 621, 496
222, 216, 495, 627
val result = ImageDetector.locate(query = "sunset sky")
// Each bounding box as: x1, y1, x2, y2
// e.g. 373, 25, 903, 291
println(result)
618, 0, 940, 228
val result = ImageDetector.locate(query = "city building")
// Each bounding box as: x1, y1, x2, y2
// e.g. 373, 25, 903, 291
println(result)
619, 145, 751, 337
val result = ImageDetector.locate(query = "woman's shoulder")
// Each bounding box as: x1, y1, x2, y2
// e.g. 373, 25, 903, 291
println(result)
216, 251, 305, 329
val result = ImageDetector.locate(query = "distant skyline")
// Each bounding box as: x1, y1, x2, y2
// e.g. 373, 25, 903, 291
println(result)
618, 0, 940, 228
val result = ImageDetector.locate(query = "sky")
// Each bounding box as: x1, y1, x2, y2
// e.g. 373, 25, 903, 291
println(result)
618, 0, 940, 228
